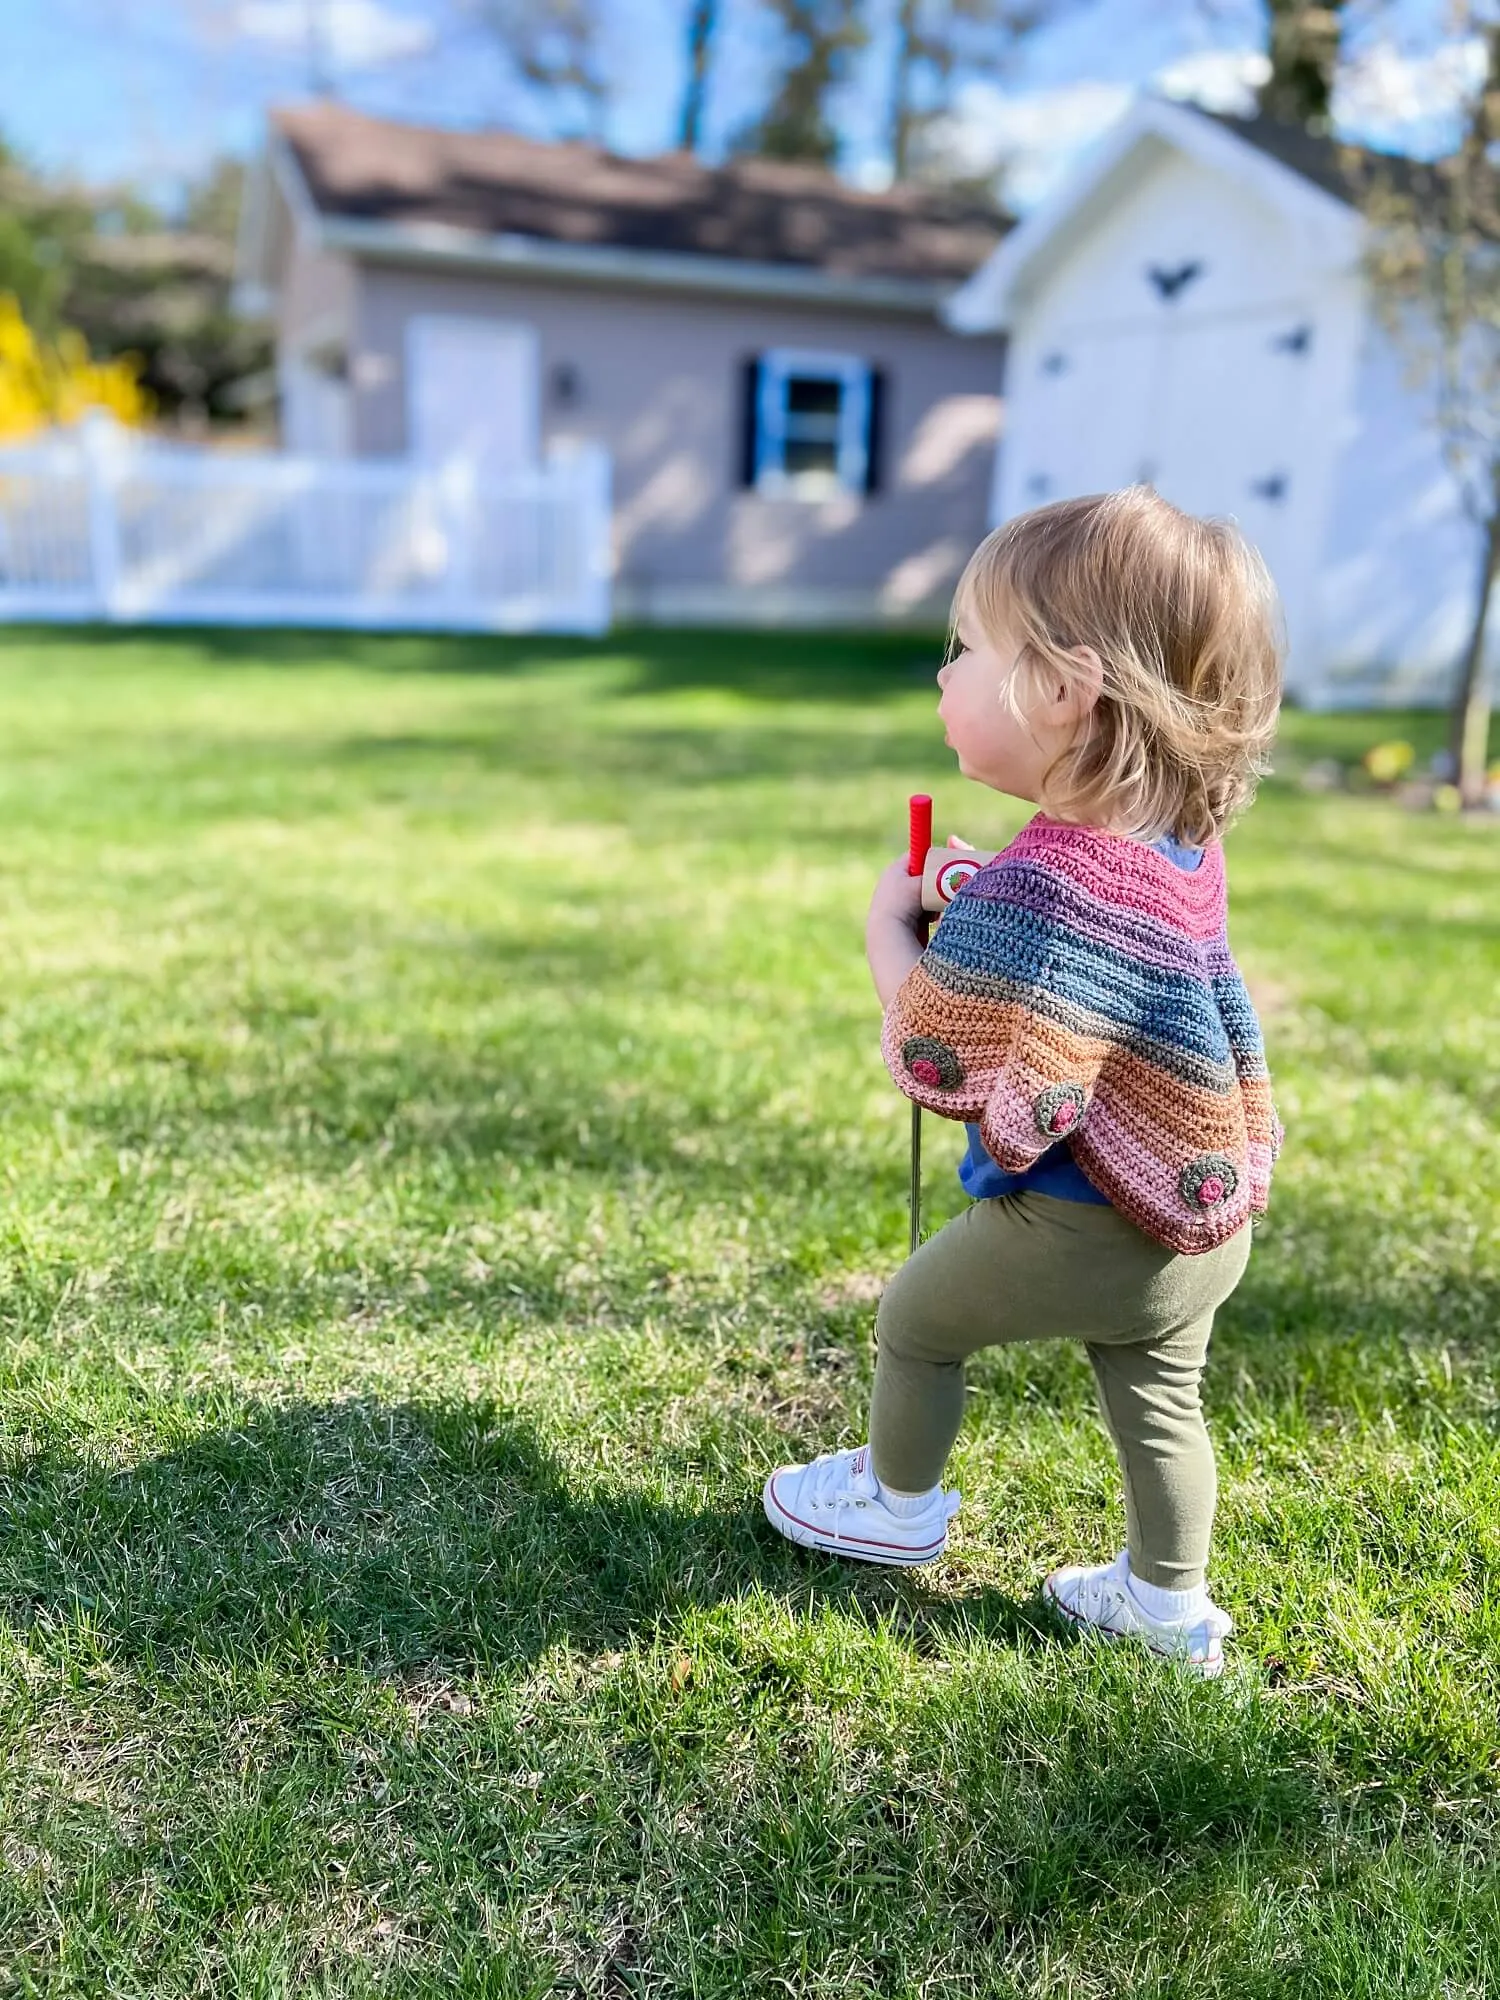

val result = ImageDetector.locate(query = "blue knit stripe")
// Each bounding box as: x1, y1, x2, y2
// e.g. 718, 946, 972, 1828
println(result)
1211, 972, 1270, 1068
929, 903, 1234, 1064
962, 858, 1211, 975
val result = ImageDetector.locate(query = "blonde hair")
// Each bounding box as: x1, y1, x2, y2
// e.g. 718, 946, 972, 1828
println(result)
951, 487, 1284, 847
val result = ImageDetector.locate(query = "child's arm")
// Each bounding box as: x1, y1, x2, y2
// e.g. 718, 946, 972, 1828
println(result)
865, 831, 984, 1008
866, 907, 926, 1008
865, 854, 927, 1007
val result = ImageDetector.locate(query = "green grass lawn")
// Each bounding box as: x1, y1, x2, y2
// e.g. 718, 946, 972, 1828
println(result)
0, 624, 1496, 1998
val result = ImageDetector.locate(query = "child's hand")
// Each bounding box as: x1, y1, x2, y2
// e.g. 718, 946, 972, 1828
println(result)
868, 836, 975, 931
869, 854, 927, 931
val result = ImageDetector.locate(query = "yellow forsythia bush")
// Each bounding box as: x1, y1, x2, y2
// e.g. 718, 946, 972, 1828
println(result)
0, 292, 151, 439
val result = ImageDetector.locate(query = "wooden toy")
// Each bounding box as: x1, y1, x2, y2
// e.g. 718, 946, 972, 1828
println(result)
919, 841, 1000, 912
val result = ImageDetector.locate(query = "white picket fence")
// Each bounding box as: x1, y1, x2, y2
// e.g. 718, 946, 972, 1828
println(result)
0, 415, 612, 633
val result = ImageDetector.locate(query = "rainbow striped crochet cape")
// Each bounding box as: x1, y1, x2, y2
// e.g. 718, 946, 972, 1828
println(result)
881, 814, 1281, 1254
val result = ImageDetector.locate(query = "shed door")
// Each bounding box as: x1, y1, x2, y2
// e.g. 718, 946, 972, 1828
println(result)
407, 316, 539, 471
1000, 325, 1162, 514
1001, 305, 1317, 635
1149, 307, 1315, 613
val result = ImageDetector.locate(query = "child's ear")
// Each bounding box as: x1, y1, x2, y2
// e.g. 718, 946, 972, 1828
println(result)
1062, 646, 1104, 720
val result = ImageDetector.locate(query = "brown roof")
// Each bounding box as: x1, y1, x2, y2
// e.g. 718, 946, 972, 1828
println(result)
1203, 110, 1431, 209
272, 102, 1008, 286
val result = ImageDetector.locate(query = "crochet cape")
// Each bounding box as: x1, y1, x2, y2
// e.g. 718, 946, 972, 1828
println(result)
881, 814, 1281, 1255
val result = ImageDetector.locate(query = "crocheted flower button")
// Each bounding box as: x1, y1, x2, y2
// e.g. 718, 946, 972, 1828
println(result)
901, 1035, 963, 1091
1180, 1154, 1240, 1209
1034, 1082, 1087, 1139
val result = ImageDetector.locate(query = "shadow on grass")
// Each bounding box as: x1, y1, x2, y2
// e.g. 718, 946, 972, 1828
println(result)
0, 1396, 1057, 1679
305, 713, 940, 795
1, 1399, 1391, 1993
0, 622, 948, 705
64, 990, 1500, 1364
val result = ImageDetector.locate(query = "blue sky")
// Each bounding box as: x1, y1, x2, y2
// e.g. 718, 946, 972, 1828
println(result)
0, 0, 1480, 212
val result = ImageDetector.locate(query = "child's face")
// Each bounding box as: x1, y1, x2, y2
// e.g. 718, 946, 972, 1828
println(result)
936, 601, 1069, 801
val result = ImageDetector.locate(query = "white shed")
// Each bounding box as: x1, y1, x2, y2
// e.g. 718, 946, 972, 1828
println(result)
947, 96, 1488, 708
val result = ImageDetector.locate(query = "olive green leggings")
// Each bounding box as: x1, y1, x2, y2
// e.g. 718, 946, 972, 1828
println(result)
869, 1192, 1252, 1590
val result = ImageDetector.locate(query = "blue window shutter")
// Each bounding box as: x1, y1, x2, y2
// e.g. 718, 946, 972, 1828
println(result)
739, 357, 761, 487
864, 365, 886, 495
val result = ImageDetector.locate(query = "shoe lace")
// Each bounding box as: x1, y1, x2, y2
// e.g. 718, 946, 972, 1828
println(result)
807, 1450, 880, 1525
1087, 1580, 1129, 1618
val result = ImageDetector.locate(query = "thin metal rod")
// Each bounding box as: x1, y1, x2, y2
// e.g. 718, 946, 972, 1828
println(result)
904, 792, 933, 1263
908, 1101, 922, 1258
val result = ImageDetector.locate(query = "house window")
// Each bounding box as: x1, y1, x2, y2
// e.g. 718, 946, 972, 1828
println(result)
741, 349, 883, 498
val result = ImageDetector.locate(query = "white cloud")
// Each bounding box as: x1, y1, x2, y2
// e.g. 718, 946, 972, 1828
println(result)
916, 22, 1495, 220
1155, 48, 1271, 116
237, 0, 435, 71
925, 46, 1273, 213
1334, 35, 1488, 138
926, 78, 1132, 211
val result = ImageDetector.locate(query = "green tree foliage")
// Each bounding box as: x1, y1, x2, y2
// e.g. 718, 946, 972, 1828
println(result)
0, 139, 94, 334
0, 141, 270, 431
65, 161, 272, 428
1258, 1, 1347, 129
731, 0, 868, 167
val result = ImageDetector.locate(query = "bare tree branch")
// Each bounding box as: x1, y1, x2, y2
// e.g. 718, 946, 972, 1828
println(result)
1359, 5, 1500, 801
888, 0, 1053, 183
474, 0, 612, 142
678, 0, 720, 153
730, 0, 869, 168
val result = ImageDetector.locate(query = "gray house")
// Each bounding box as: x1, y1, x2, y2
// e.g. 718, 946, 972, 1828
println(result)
235, 104, 1008, 626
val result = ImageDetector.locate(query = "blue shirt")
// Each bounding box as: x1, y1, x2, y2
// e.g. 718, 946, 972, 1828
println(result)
957, 831, 1204, 1206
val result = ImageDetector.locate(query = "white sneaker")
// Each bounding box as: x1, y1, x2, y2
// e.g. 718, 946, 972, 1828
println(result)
1042, 1550, 1233, 1678
763, 1445, 960, 1567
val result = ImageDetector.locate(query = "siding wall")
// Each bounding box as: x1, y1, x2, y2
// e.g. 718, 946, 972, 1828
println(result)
349, 263, 1004, 624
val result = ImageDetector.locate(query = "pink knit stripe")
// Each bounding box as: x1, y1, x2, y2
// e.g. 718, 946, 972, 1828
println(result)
1245, 1136, 1276, 1203
980, 1072, 1060, 1157
1002, 818, 1227, 939
1007, 834, 1226, 935
878, 1013, 1004, 1117
1073, 1100, 1254, 1230
977, 1060, 1242, 1168
962, 860, 1228, 976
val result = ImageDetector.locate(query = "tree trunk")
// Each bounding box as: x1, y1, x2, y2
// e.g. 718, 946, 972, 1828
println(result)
678, 0, 718, 153
1258, 2, 1344, 129
1452, 510, 1500, 806
888, 0, 916, 181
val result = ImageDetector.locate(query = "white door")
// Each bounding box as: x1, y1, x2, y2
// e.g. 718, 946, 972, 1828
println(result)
1001, 305, 1318, 643
999, 324, 1161, 517
406, 315, 539, 471
1149, 307, 1316, 625
280, 354, 350, 457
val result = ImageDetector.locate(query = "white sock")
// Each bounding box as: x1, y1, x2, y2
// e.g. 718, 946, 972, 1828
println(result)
1126, 1558, 1208, 1622
876, 1476, 940, 1518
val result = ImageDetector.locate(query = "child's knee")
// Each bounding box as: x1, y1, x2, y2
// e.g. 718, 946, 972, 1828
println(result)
875, 1268, 964, 1370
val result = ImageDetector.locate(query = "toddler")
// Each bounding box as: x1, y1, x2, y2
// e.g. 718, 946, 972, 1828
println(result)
763, 487, 1283, 1677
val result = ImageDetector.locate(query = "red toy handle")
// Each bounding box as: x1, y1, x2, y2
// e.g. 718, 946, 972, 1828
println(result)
907, 793, 932, 878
